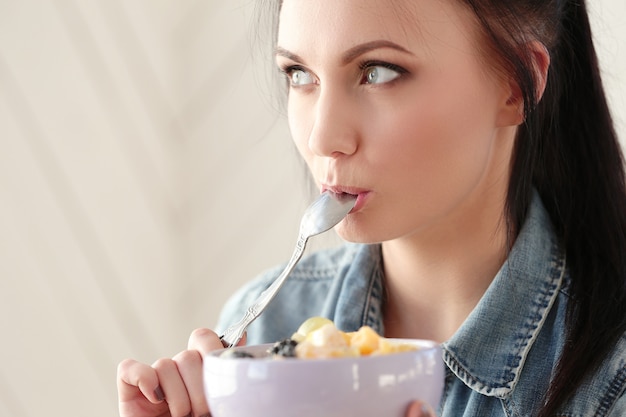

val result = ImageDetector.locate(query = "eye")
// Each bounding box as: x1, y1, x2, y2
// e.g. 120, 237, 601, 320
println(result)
284, 66, 316, 87
360, 62, 405, 85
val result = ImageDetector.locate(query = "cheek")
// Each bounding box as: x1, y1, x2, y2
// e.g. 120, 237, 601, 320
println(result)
388, 78, 498, 158
287, 100, 312, 158
368, 86, 499, 200
374, 105, 480, 169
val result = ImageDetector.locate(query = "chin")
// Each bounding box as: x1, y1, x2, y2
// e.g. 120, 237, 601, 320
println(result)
334, 221, 384, 245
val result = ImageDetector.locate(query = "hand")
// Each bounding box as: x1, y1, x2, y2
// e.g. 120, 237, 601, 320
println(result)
406, 400, 438, 417
117, 328, 239, 417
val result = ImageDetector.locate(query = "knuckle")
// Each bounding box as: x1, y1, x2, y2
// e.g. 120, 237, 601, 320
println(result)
189, 327, 218, 341
173, 349, 201, 364
151, 357, 175, 371
116, 358, 136, 375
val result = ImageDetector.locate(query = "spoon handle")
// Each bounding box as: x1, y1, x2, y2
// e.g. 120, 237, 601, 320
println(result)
219, 234, 309, 347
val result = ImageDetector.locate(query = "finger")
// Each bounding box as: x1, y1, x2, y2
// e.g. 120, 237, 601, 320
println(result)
173, 349, 210, 417
185, 328, 245, 416
188, 328, 226, 356
406, 400, 437, 417
117, 358, 163, 404
152, 357, 192, 417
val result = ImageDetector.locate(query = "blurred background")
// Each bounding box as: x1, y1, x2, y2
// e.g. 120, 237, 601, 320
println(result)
0, 0, 623, 416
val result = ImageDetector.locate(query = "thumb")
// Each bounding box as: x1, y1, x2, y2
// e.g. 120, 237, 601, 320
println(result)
188, 328, 225, 357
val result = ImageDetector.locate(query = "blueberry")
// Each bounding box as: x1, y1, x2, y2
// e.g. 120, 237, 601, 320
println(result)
269, 338, 299, 357
220, 349, 254, 359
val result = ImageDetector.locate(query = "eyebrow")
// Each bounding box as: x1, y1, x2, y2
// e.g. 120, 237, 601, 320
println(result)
275, 40, 413, 66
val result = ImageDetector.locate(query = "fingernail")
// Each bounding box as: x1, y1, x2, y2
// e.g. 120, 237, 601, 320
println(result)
154, 385, 165, 401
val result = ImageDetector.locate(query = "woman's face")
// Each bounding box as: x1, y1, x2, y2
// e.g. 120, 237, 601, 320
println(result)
276, 0, 521, 243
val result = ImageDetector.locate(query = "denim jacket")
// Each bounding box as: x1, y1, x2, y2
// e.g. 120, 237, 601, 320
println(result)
217, 193, 626, 416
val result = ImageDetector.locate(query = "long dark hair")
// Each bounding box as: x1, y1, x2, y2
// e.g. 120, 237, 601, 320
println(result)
464, 0, 626, 415
259, 0, 626, 414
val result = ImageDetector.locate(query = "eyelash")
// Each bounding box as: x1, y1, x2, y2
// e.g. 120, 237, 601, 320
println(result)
358, 60, 408, 85
358, 60, 407, 75
278, 65, 309, 88
280, 64, 303, 76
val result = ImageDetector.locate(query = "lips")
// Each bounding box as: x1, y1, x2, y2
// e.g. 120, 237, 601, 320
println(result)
321, 185, 370, 213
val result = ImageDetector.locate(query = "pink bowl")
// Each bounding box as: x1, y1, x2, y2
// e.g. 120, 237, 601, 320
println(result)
204, 339, 443, 417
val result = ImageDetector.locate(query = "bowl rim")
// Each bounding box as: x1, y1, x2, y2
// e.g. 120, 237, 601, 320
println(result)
205, 338, 441, 363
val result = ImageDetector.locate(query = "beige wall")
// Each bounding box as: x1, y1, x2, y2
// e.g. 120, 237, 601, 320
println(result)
0, 1, 623, 416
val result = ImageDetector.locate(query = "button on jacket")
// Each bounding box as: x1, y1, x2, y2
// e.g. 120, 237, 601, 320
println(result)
216, 193, 626, 416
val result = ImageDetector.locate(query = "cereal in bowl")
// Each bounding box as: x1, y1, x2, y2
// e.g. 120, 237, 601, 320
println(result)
271, 316, 418, 359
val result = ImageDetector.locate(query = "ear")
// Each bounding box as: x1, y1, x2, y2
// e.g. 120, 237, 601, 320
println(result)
529, 41, 551, 102
496, 41, 550, 127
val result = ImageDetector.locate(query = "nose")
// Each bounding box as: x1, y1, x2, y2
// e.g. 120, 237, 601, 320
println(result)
307, 88, 359, 157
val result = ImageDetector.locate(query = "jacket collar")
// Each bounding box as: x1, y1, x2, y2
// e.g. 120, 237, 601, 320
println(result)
441, 191, 566, 398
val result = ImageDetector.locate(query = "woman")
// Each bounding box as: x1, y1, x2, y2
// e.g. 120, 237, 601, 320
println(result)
117, 0, 626, 416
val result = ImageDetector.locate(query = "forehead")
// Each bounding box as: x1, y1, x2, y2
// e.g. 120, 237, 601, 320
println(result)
277, 0, 479, 56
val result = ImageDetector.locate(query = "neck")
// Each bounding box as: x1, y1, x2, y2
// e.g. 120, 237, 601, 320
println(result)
382, 188, 510, 343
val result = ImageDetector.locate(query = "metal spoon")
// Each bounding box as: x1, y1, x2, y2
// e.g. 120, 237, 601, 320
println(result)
219, 191, 357, 347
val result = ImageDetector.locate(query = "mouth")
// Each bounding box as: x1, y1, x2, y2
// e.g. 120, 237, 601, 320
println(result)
322, 185, 361, 198
321, 185, 369, 213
